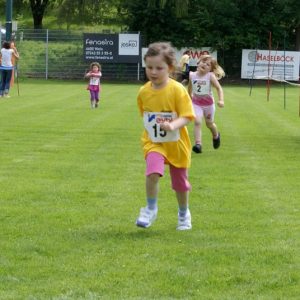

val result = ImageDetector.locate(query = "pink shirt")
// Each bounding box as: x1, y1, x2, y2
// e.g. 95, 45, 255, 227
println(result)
190, 72, 214, 106
87, 71, 102, 91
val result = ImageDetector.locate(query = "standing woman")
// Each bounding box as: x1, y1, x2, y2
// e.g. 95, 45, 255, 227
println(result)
178, 49, 191, 85
0, 41, 19, 98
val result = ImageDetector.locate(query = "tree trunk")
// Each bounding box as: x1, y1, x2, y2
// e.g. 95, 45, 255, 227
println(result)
33, 15, 44, 30
30, 0, 49, 30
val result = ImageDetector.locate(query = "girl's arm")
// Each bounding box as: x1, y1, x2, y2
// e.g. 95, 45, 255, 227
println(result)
160, 117, 190, 131
13, 47, 19, 59
211, 73, 224, 107
85, 71, 92, 78
187, 74, 192, 97
89, 72, 101, 78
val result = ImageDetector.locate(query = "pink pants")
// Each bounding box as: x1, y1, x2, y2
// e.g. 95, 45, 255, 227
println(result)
145, 152, 191, 192
89, 90, 99, 101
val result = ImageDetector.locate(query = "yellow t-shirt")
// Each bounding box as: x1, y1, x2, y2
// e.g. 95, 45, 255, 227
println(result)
137, 78, 195, 168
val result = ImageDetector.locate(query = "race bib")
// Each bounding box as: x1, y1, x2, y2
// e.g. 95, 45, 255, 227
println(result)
143, 112, 180, 143
90, 77, 100, 85
192, 79, 210, 96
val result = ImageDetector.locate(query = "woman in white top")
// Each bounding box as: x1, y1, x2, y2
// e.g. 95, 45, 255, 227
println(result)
0, 41, 19, 97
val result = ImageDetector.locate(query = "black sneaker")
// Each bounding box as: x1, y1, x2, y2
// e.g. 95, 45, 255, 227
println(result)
192, 144, 202, 153
213, 133, 221, 149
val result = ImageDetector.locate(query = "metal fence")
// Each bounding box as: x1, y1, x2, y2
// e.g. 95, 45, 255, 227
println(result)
13, 29, 145, 82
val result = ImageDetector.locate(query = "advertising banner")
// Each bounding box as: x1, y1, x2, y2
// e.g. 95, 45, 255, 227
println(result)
241, 49, 300, 81
83, 33, 140, 63
183, 48, 217, 67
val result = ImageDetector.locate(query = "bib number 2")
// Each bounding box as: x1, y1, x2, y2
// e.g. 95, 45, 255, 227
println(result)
143, 112, 179, 143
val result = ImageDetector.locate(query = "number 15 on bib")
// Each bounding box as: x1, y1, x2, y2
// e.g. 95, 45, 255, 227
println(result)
143, 112, 180, 143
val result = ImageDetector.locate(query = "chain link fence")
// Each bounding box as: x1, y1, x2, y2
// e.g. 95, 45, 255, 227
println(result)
9, 29, 246, 82
13, 29, 145, 82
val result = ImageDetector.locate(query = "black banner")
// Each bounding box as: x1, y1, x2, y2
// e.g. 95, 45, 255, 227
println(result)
83, 33, 140, 63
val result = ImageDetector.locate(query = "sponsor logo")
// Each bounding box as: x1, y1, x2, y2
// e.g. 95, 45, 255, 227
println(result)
190, 50, 210, 59
120, 40, 137, 48
148, 113, 173, 123
248, 51, 294, 62
85, 39, 114, 46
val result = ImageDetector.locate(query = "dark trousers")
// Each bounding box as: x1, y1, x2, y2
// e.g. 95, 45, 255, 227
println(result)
0, 69, 13, 95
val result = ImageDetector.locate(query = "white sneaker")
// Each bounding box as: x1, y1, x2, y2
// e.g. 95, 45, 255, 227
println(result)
177, 209, 192, 230
136, 207, 157, 228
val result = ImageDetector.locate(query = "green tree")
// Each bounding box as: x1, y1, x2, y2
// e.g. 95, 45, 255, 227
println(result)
54, 0, 121, 29
147, 0, 190, 17
274, 0, 300, 50
120, 0, 191, 46
122, 0, 300, 75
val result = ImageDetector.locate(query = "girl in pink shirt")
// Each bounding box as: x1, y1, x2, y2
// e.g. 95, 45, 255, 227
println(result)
188, 55, 225, 153
85, 62, 102, 108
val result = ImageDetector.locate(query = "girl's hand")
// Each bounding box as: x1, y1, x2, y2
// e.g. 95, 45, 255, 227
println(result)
90, 72, 101, 77
160, 117, 189, 131
217, 100, 224, 108
160, 122, 174, 131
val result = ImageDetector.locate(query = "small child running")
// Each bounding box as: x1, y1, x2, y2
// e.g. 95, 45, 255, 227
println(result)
136, 42, 195, 230
85, 62, 102, 108
188, 55, 225, 153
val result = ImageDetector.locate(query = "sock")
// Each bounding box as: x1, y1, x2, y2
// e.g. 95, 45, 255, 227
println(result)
178, 205, 188, 217
147, 197, 157, 210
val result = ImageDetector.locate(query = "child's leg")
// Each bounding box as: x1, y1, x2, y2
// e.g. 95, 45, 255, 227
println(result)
90, 90, 96, 108
204, 104, 218, 138
169, 165, 192, 230
169, 166, 191, 208
146, 174, 160, 205
175, 191, 189, 213
204, 104, 220, 148
206, 120, 218, 138
136, 152, 165, 228
95, 91, 100, 103
192, 104, 204, 153
145, 152, 165, 209
94, 91, 100, 107
193, 104, 203, 144
194, 116, 202, 145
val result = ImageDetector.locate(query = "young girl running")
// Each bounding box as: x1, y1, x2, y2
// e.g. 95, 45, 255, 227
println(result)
85, 62, 102, 108
136, 42, 195, 230
188, 55, 225, 153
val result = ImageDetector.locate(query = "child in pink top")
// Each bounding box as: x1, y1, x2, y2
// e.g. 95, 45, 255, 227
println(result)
85, 62, 102, 109
188, 55, 225, 153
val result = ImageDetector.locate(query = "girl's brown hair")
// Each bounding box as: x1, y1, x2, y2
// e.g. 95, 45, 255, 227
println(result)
144, 42, 177, 72
90, 62, 101, 71
198, 55, 225, 80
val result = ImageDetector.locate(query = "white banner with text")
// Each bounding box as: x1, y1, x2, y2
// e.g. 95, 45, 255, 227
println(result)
241, 49, 300, 81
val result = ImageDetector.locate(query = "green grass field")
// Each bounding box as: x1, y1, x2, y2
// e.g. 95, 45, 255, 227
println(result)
0, 79, 299, 299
